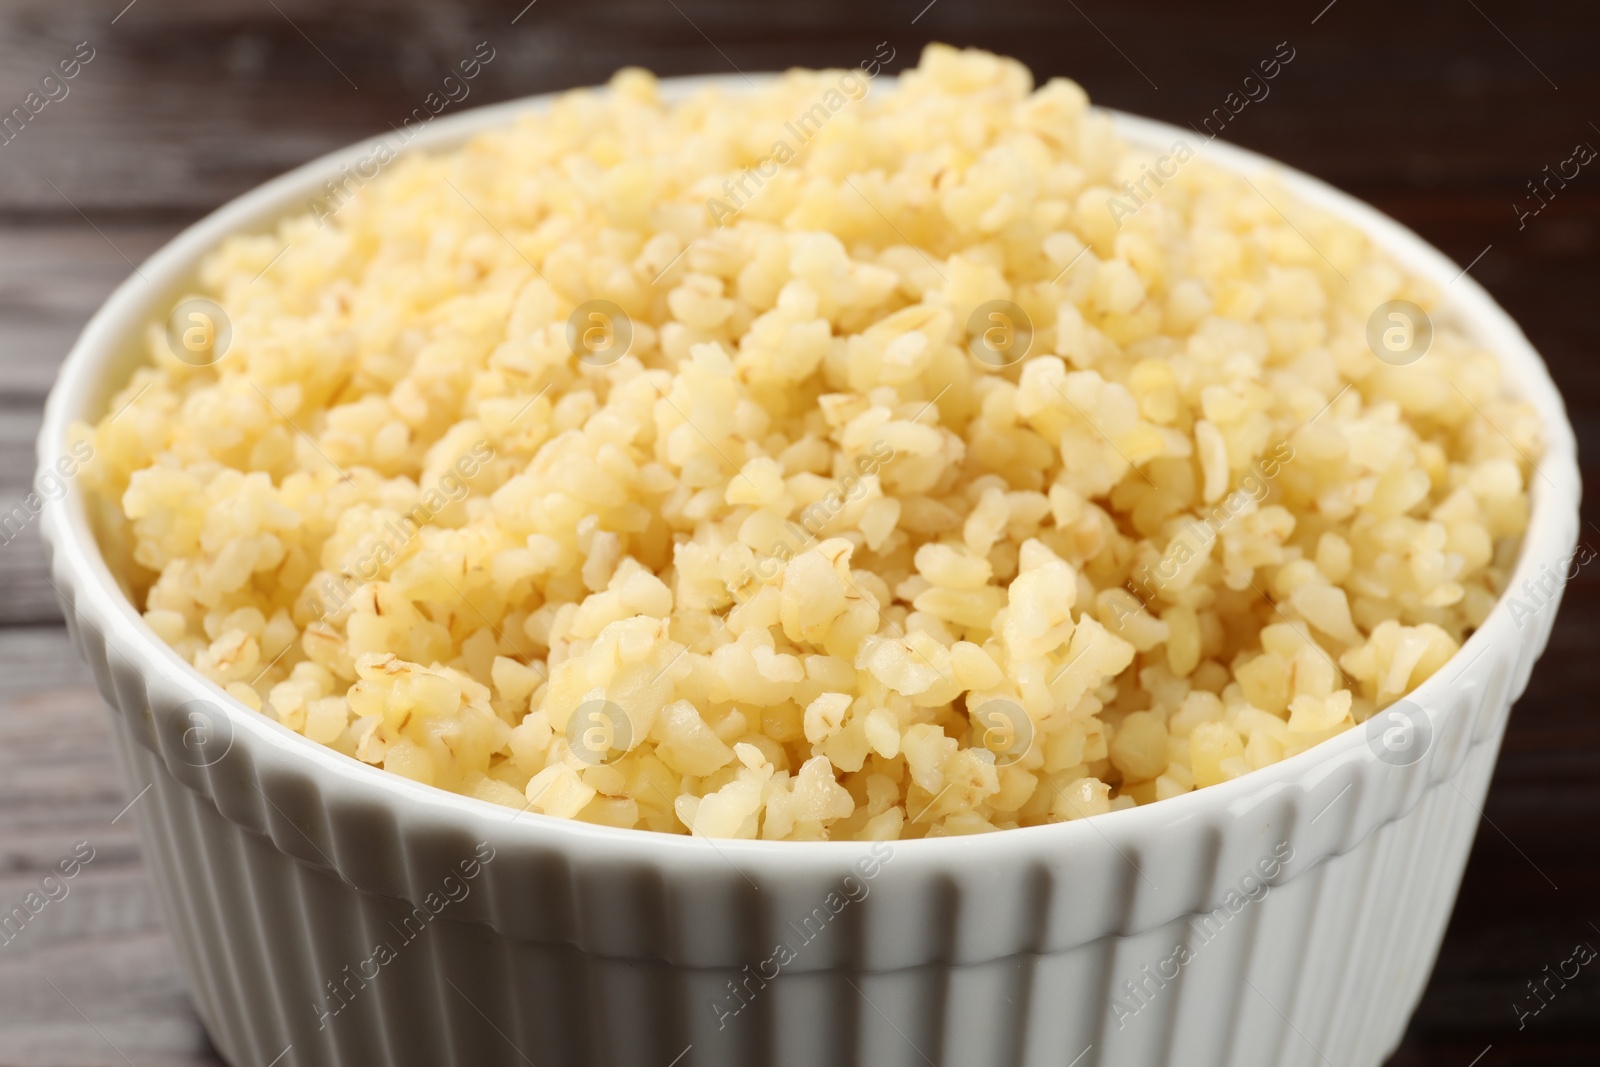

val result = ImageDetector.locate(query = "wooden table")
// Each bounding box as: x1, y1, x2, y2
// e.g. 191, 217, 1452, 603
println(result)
0, 0, 1595, 1063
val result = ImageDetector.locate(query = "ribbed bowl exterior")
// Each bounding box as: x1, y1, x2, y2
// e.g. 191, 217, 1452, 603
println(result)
37, 77, 1581, 1067
66, 579, 1544, 1067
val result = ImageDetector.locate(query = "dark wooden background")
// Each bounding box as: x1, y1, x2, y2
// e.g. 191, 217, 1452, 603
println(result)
0, 0, 1596, 1063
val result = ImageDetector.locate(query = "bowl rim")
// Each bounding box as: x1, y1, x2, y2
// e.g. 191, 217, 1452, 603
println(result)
37, 72, 1581, 869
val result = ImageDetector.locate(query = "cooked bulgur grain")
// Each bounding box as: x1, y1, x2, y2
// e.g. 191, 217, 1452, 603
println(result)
81, 46, 1539, 838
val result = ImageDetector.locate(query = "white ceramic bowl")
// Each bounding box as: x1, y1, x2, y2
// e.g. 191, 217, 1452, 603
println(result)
38, 75, 1580, 1067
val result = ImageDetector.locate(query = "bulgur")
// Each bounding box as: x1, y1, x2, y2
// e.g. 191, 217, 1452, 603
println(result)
81, 46, 1539, 839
